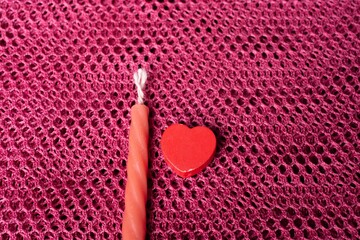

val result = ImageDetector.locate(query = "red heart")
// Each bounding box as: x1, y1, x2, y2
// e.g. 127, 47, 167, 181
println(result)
160, 124, 216, 178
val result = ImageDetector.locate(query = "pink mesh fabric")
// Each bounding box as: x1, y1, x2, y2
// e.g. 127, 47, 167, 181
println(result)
0, 0, 360, 239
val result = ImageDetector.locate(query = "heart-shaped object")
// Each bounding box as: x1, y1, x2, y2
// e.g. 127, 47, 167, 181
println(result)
160, 124, 216, 178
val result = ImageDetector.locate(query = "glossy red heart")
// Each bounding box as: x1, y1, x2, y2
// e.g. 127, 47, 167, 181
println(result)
160, 124, 216, 178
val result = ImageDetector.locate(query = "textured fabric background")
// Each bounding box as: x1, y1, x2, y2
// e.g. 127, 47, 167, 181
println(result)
0, 0, 359, 239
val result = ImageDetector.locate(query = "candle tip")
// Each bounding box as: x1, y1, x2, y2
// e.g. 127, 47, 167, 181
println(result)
134, 68, 147, 104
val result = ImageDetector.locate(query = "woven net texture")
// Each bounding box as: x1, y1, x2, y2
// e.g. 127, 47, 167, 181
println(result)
0, 0, 359, 239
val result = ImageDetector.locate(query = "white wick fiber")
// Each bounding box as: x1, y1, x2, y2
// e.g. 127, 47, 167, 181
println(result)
133, 68, 147, 104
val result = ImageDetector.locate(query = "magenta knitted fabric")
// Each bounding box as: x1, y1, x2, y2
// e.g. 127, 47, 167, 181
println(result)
0, 0, 360, 239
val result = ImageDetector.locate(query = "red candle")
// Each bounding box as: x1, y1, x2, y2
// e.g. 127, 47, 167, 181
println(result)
122, 68, 149, 240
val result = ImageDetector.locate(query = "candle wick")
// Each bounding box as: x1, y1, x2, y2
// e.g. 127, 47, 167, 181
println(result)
133, 68, 147, 104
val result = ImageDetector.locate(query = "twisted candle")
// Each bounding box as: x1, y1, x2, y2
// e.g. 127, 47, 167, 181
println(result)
122, 68, 149, 240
